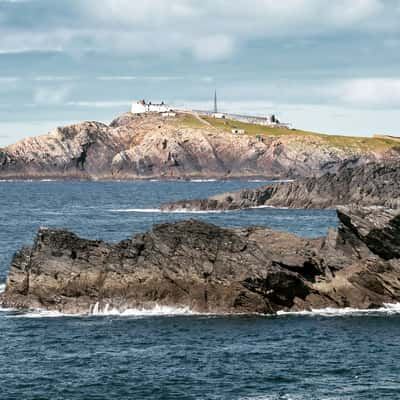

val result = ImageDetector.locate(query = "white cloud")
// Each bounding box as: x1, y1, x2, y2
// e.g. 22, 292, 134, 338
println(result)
0, 31, 67, 54
325, 78, 400, 107
66, 100, 130, 108
33, 86, 71, 105
0, 76, 19, 82
192, 35, 235, 61
1, 0, 398, 58
0, 0, 35, 2
34, 76, 79, 81
97, 76, 137, 81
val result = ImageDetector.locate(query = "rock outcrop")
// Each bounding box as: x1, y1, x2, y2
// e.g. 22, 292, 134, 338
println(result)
1, 206, 400, 314
1, 112, 399, 180
160, 161, 400, 211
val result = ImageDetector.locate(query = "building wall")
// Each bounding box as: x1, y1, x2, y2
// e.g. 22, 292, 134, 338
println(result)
131, 102, 172, 114
131, 103, 147, 114
196, 111, 290, 128
148, 104, 170, 113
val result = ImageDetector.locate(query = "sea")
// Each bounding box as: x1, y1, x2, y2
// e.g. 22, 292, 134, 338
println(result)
1, 180, 400, 400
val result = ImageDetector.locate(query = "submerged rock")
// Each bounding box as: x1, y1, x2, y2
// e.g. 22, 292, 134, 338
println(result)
1, 206, 400, 314
160, 161, 400, 211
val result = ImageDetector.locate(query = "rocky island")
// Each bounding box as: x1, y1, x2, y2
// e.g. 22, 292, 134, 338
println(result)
1, 108, 399, 316
1, 206, 399, 315
1, 111, 399, 180
161, 160, 400, 211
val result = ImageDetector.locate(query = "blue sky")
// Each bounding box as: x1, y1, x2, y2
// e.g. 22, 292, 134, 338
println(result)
0, 0, 400, 145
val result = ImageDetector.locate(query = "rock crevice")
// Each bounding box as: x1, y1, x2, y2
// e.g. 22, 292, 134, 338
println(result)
1, 206, 400, 314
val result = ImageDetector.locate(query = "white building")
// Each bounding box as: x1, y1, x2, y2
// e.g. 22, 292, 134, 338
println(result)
161, 112, 177, 117
131, 100, 172, 114
213, 112, 226, 119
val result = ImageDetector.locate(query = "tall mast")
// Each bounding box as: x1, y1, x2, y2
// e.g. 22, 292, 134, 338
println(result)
213, 90, 218, 114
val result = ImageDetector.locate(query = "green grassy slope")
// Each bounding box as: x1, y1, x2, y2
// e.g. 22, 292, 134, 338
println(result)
199, 115, 399, 151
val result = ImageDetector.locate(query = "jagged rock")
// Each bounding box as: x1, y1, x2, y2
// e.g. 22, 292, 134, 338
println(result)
0, 112, 398, 180
161, 161, 400, 211
336, 206, 400, 260
1, 206, 400, 314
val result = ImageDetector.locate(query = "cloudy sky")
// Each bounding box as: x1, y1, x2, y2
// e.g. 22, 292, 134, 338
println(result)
0, 0, 399, 145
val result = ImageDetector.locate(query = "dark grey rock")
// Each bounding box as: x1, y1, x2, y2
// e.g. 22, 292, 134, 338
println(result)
161, 161, 400, 211
1, 206, 400, 314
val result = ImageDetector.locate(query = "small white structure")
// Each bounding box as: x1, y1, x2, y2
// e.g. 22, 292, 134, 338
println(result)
161, 112, 176, 117
232, 129, 245, 134
213, 113, 226, 119
131, 100, 172, 114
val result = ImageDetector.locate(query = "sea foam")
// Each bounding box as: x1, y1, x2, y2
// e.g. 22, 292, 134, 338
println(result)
3, 300, 400, 319
110, 208, 226, 214
90, 302, 195, 316
4, 303, 197, 318
110, 208, 161, 213
277, 303, 400, 317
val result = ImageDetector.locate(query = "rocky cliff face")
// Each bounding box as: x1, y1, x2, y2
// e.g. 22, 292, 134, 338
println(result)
1, 206, 400, 314
1, 112, 398, 180
161, 161, 400, 211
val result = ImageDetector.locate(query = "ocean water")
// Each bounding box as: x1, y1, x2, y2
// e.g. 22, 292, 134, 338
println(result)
1, 181, 400, 399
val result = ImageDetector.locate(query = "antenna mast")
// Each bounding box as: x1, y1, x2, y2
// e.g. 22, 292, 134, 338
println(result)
213, 90, 218, 114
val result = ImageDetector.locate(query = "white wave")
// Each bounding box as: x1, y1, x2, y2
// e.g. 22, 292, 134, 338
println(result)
188, 179, 217, 182
0, 179, 56, 182
110, 208, 161, 213
8, 309, 72, 318
0, 283, 5, 293
0, 307, 15, 313
6, 303, 197, 318
110, 205, 294, 213
239, 396, 300, 400
5, 300, 400, 319
248, 205, 274, 209
248, 205, 290, 210
167, 209, 226, 214
90, 302, 196, 316
277, 303, 400, 317
109, 207, 227, 214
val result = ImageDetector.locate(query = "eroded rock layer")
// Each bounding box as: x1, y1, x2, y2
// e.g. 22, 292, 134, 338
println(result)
160, 161, 400, 211
1, 112, 398, 180
1, 206, 400, 314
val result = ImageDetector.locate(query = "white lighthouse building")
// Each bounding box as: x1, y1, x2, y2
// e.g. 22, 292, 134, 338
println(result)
131, 100, 172, 114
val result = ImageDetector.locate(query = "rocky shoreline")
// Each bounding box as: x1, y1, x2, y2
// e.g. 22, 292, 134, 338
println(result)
1, 206, 399, 315
161, 161, 400, 211
1, 112, 399, 181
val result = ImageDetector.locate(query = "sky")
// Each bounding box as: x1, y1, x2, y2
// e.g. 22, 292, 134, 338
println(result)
0, 0, 400, 145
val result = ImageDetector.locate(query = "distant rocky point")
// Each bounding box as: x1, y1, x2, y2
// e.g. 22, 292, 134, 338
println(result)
161, 161, 400, 211
0, 111, 399, 180
373, 134, 400, 143
1, 206, 399, 314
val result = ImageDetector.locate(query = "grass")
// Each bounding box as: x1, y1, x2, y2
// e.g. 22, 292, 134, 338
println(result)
200, 116, 400, 151
173, 113, 209, 129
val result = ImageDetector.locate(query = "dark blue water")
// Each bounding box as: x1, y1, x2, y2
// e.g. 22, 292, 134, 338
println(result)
1, 181, 400, 400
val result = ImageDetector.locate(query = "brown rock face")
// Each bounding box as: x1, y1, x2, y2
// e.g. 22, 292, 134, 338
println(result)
160, 161, 400, 211
1, 206, 400, 314
0, 112, 398, 180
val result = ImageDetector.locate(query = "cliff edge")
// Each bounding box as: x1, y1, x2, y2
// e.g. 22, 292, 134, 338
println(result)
1, 112, 399, 180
